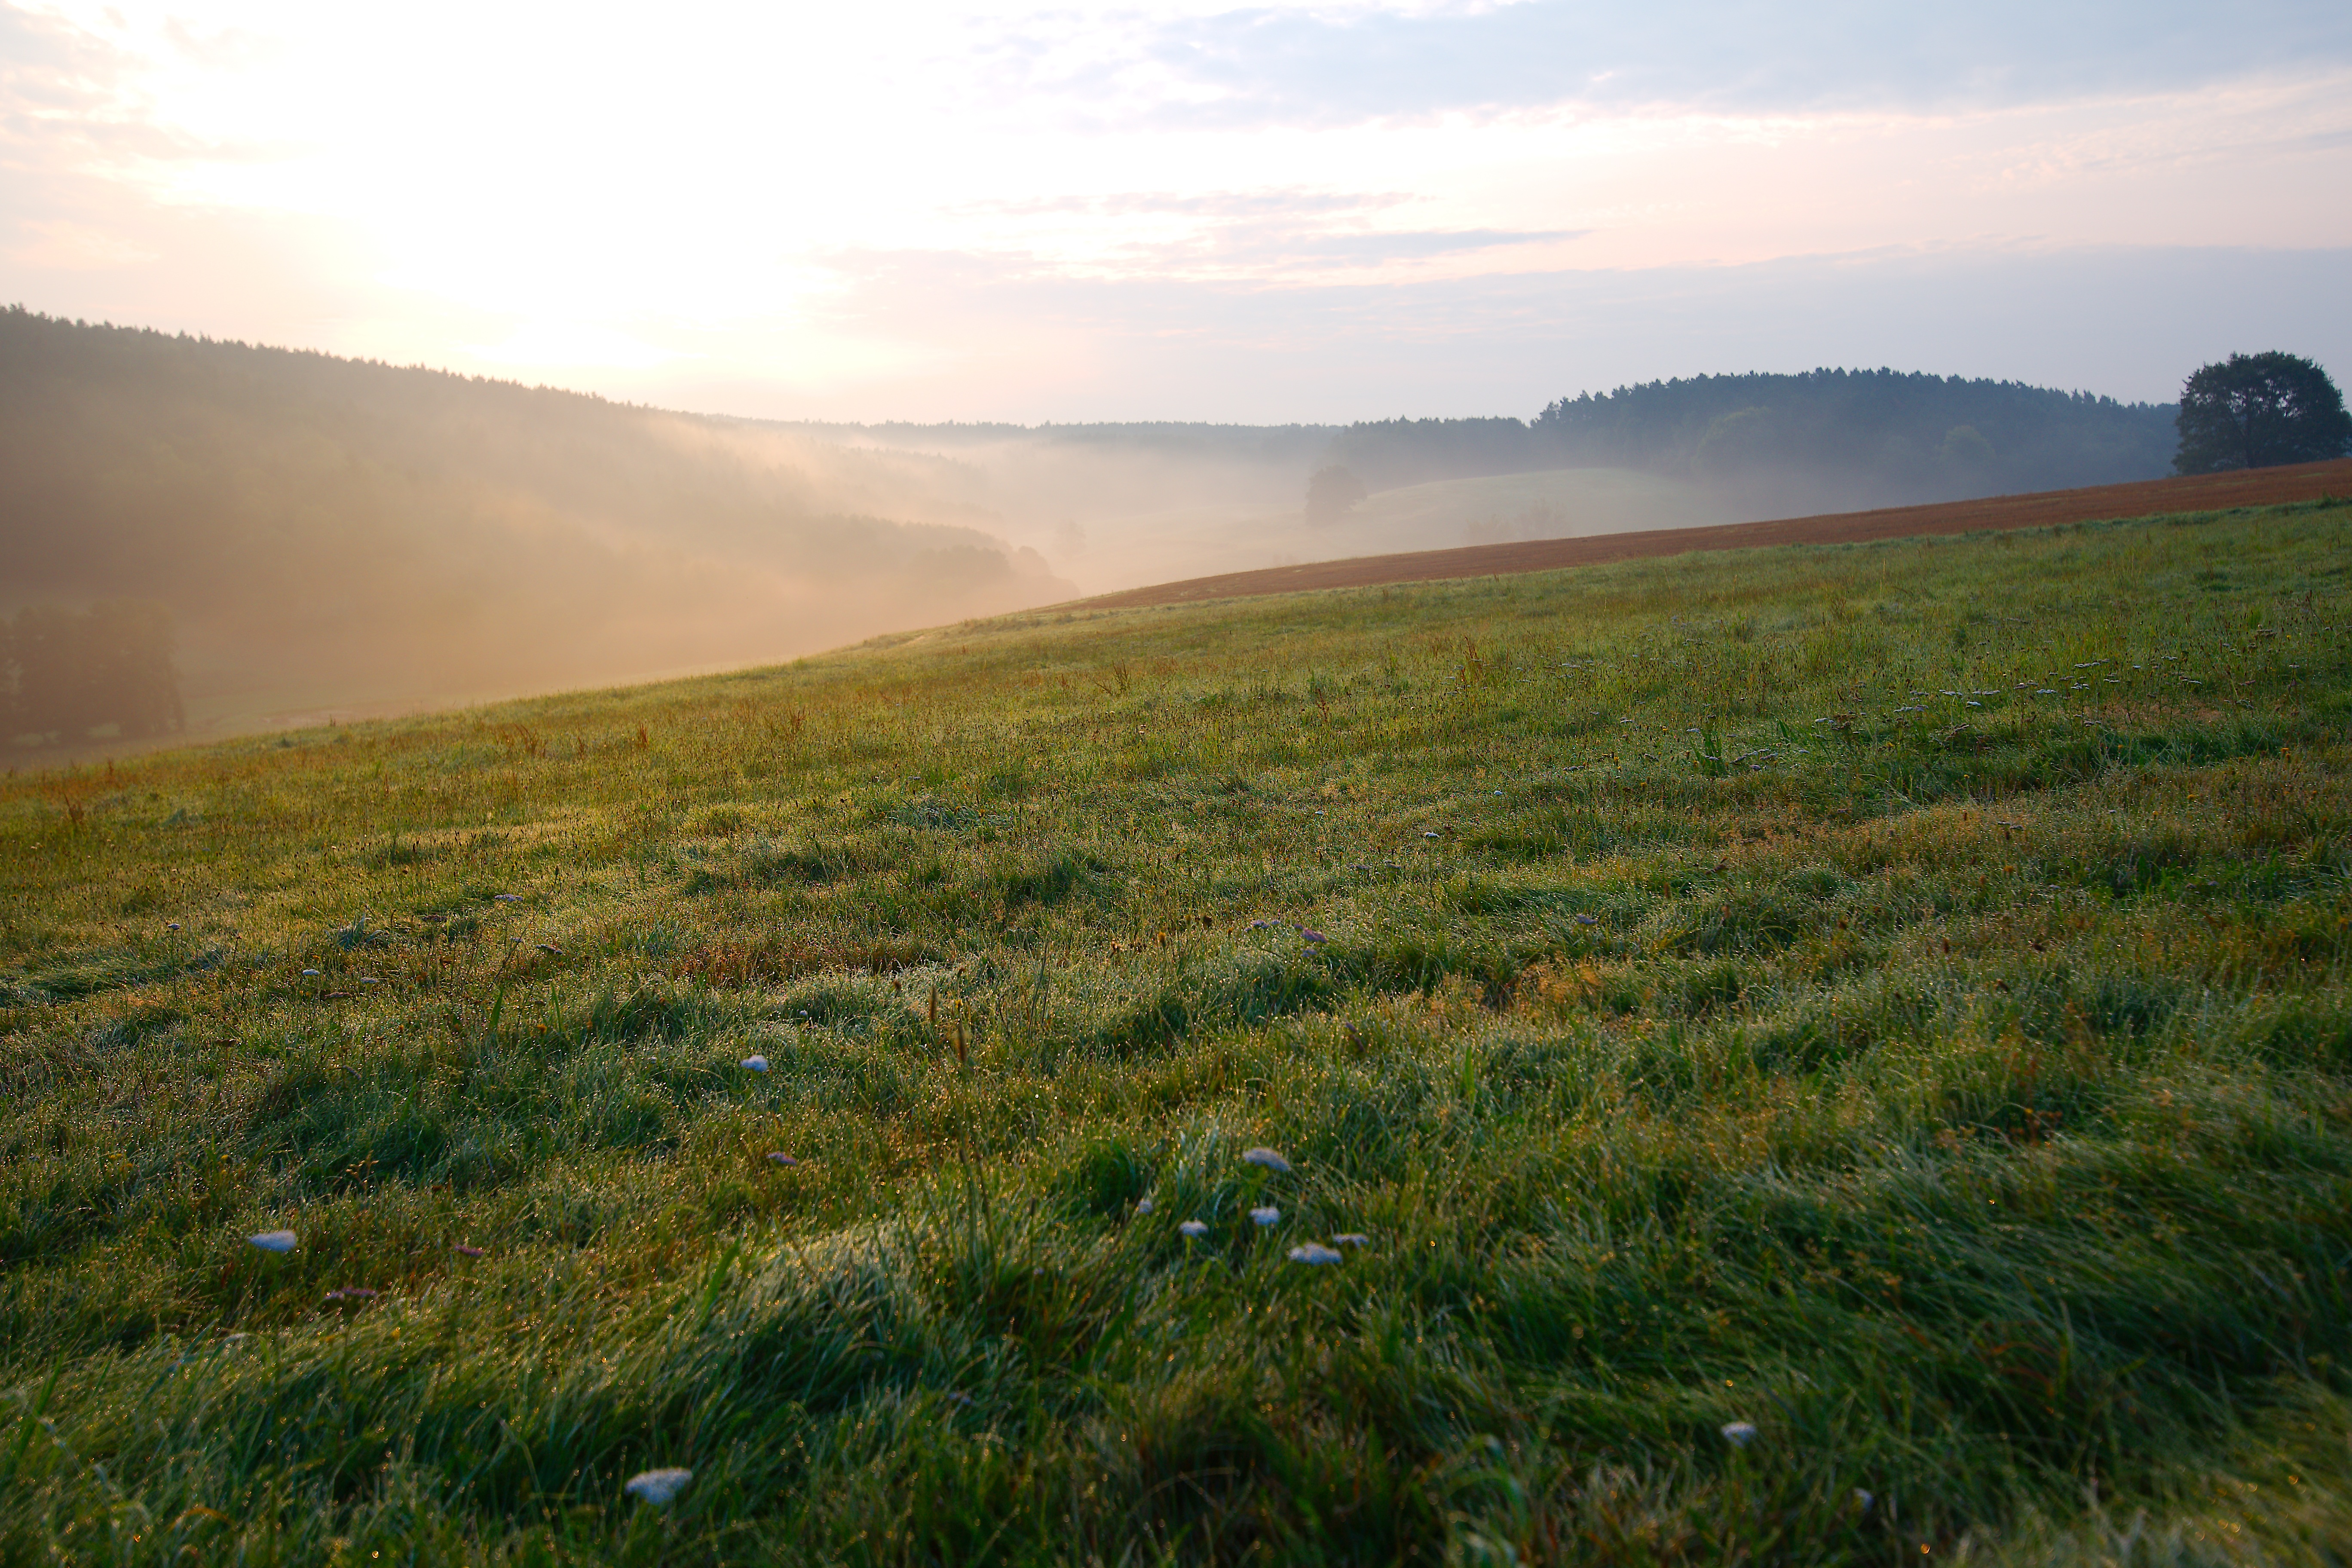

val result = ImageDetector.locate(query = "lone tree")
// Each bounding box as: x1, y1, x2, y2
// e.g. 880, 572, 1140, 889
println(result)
1304, 464, 1368, 527
2173, 351, 2352, 474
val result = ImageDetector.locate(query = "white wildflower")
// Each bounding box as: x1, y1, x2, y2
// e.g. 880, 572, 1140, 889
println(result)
741, 1055, 769, 1073
1179, 1220, 1209, 1238
1720, 1422, 1757, 1447
1134, 1197, 1153, 1215
623, 1468, 693, 1506
1288, 1242, 1342, 1265
1250, 1206, 1280, 1227
1240, 1148, 1291, 1173
248, 1230, 297, 1253
766, 1152, 796, 1166
1331, 1233, 1369, 1247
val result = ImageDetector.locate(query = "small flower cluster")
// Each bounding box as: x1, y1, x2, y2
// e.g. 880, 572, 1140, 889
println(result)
1142, 1147, 1371, 1265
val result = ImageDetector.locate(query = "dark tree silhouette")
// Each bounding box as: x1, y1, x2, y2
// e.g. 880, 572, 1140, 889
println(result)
1304, 464, 1369, 526
2173, 352, 2352, 474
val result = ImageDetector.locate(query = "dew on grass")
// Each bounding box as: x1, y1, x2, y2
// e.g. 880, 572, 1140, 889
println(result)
248, 1231, 297, 1253
1721, 1422, 1757, 1447
1179, 1221, 1209, 1238
1250, 1206, 1281, 1226
1289, 1242, 1342, 1265
767, 1152, 798, 1166
742, 1055, 770, 1072
1332, 1233, 1369, 1247
1241, 1148, 1291, 1173
623, 1468, 693, 1506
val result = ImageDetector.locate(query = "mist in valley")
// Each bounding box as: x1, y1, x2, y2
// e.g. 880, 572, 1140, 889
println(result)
1, 311, 2180, 755
0, 312, 1081, 750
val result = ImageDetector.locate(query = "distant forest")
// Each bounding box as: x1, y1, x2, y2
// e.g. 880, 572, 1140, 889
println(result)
0, 309, 1069, 729
1323, 371, 2179, 511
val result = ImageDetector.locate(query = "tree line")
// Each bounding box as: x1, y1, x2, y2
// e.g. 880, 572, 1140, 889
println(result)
1306, 357, 2348, 520
2, 601, 184, 746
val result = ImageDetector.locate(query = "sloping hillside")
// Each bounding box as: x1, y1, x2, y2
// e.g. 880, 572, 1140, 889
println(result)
4, 499, 2349, 1559
0, 310, 1070, 734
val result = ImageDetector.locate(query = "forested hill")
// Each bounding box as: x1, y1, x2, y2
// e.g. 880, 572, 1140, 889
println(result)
0, 309, 1068, 734
1326, 370, 2177, 511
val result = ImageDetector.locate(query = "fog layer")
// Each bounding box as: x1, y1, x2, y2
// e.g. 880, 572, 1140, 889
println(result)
0, 311, 1075, 736
2, 311, 2180, 743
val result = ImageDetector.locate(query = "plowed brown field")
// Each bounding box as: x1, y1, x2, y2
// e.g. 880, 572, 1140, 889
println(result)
1076, 457, 2352, 610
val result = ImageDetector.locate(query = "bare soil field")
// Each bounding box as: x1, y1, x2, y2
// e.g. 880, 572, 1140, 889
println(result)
1077, 456, 2352, 609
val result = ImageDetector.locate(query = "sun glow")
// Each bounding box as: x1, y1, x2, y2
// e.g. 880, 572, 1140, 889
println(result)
6, 0, 2349, 414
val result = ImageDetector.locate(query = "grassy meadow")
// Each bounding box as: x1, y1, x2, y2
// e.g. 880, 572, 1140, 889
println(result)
4, 499, 2352, 1564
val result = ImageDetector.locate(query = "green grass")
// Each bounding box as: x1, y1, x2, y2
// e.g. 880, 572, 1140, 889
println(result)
4, 500, 2352, 1564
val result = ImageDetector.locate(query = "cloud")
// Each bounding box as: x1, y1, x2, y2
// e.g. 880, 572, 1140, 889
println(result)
992, 0, 2352, 129
1273, 227, 1583, 261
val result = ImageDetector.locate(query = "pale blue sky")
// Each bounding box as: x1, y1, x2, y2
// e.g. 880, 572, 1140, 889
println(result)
2, 0, 2346, 419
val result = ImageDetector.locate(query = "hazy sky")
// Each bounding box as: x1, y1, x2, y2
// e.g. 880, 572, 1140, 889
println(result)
4, 0, 2348, 421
